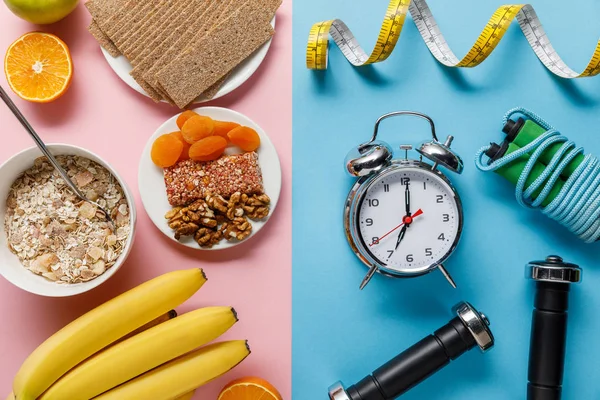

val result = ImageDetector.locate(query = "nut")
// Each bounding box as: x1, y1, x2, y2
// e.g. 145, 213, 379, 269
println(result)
174, 222, 200, 240
194, 227, 222, 248
221, 216, 252, 241
242, 193, 271, 220
206, 193, 228, 213
226, 192, 245, 220
166, 191, 268, 247
164, 207, 183, 220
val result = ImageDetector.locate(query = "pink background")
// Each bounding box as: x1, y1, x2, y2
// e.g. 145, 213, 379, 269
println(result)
0, 1, 291, 398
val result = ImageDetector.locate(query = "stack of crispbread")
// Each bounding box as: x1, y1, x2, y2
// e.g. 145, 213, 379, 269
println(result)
86, 0, 281, 108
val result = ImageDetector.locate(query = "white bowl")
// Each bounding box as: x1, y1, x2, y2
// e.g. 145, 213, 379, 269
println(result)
0, 144, 137, 297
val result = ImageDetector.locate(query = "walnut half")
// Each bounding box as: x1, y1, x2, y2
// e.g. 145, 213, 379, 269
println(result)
195, 227, 222, 248
242, 193, 271, 220
220, 216, 252, 241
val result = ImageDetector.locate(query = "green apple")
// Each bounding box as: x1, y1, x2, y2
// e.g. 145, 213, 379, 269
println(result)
3, 0, 79, 24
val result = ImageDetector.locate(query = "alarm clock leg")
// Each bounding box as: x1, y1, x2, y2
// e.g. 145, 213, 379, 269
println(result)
360, 266, 379, 290
438, 264, 457, 288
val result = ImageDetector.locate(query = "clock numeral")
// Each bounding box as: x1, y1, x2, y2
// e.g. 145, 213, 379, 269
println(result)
442, 214, 450, 222
436, 195, 444, 203
406, 254, 414, 262
365, 218, 374, 226
383, 184, 390, 192
423, 181, 427, 190
438, 233, 446, 241
425, 248, 433, 256
400, 177, 410, 185
387, 250, 394, 258
367, 199, 379, 207
372, 237, 380, 245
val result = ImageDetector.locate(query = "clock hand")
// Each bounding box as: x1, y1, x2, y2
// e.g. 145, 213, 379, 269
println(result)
405, 180, 411, 216
368, 209, 423, 247
394, 224, 407, 250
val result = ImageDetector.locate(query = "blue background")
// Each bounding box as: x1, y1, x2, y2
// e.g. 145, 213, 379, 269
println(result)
292, 1, 600, 399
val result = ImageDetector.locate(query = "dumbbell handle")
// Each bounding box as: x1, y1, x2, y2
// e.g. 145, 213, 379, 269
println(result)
346, 317, 476, 400
528, 281, 570, 400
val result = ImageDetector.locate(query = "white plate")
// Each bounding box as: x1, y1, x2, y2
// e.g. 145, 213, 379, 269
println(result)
101, 17, 276, 104
139, 107, 281, 250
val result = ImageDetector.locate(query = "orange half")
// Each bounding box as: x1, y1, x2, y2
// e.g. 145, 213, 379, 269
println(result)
4, 32, 73, 103
217, 377, 283, 400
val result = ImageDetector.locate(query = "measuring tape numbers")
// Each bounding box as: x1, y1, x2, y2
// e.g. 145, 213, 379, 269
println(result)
306, 0, 600, 78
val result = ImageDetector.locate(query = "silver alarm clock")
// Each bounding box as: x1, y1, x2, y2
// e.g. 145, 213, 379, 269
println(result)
344, 111, 464, 289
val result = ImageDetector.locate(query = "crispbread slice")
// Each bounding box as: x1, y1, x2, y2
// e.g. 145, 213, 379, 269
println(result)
157, 0, 280, 108
112, 0, 171, 51
129, 0, 221, 100
125, 1, 190, 61
184, 0, 243, 101
154, 0, 252, 101
129, 5, 208, 102
101, 1, 149, 38
85, 0, 125, 21
125, 0, 192, 61
86, 0, 146, 56
119, 0, 184, 56
130, 2, 211, 69
88, 21, 121, 57
201, 73, 231, 100
142, 0, 235, 90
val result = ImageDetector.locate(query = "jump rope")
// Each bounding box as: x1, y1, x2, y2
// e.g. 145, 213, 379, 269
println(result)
475, 107, 600, 243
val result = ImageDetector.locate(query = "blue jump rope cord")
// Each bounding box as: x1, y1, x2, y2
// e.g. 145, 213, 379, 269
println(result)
474, 107, 600, 243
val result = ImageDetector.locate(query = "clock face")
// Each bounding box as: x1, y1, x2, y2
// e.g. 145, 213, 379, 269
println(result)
356, 166, 461, 274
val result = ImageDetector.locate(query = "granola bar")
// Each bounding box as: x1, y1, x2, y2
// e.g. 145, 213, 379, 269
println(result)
163, 152, 264, 206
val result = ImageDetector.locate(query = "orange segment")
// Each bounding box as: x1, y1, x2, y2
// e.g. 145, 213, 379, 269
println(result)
218, 377, 283, 400
4, 32, 73, 103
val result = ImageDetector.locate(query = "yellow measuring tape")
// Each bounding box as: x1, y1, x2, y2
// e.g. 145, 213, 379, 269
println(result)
306, 0, 600, 78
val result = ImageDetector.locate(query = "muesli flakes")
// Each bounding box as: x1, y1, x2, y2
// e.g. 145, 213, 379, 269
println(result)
4, 155, 131, 284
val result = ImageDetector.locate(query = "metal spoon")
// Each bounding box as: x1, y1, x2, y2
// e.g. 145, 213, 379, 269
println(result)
0, 85, 115, 229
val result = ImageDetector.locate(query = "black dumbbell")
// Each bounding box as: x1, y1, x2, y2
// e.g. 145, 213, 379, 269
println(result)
328, 302, 494, 400
526, 256, 581, 400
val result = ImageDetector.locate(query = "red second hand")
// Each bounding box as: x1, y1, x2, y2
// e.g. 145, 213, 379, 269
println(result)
368, 209, 423, 247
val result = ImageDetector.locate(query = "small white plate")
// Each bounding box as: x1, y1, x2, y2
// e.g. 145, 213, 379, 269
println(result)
101, 17, 276, 104
139, 107, 281, 250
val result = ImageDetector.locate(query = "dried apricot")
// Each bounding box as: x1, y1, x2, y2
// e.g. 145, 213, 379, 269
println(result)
151, 134, 184, 168
176, 110, 199, 130
189, 136, 227, 162
213, 121, 240, 140
170, 131, 191, 161
227, 126, 261, 152
181, 115, 215, 144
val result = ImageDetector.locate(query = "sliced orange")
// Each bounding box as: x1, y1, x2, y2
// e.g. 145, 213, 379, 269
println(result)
217, 377, 283, 400
4, 32, 73, 103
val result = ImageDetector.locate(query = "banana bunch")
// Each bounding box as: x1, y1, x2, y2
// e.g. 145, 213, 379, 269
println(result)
9, 269, 250, 400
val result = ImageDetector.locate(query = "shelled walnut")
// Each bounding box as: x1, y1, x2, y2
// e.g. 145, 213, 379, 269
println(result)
221, 216, 252, 241
164, 191, 271, 248
194, 228, 222, 247
242, 193, 271, 220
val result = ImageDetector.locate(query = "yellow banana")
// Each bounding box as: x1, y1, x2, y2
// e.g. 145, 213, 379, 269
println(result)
114, 309, 178, 344
6, 394, 14, 400
41, 306, 238, 400
95, 340, 251, 400
13, 269, 207, 400
175, 391, 196, 400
